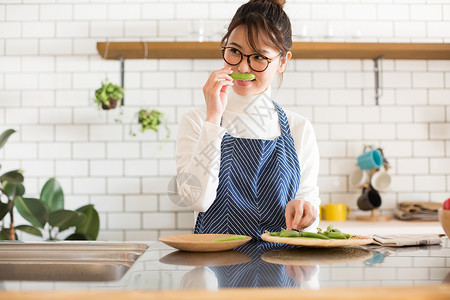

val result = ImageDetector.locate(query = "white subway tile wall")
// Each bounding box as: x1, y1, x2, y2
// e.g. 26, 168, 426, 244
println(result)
0, 0, 449, 241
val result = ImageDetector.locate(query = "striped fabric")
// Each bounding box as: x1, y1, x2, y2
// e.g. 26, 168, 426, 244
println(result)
210, 241, 299, 288
194, 101, 301, 239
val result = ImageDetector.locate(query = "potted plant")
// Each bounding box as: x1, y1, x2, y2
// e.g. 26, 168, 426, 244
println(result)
94, 78, 124, 110
0, 129, 100, 241
130, 109, 170, 137
0, 177, 100, 241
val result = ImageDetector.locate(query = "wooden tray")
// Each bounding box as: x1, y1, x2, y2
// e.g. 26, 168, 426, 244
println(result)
159, 234, 251, 252
261, 233, 373, 248
261, 247, 373, 266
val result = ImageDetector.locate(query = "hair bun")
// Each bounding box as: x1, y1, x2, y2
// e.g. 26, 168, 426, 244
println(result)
251, 0, 286, 9
269, 0, 286, 8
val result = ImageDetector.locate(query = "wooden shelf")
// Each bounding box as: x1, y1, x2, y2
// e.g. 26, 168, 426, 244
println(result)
97, 41, 450, 60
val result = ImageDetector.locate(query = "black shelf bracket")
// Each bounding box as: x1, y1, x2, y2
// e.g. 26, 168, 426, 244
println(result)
374, 56, 384, 106
119, 55, 125, 106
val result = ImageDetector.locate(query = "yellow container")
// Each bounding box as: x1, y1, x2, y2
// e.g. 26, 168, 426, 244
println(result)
323, 203, 350, 221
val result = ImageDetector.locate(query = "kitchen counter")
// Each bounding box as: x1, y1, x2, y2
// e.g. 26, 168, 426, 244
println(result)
1, 238, 450, 299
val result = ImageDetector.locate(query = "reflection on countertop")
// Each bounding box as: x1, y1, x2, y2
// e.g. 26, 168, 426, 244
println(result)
1, 239, 449, 291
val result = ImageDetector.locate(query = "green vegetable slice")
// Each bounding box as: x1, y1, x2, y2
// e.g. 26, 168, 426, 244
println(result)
324, 231, 348, 239
279, 230, 300, 237
299, 232, 330, 239
230, 72, 255, 81
213, 235, 247, 242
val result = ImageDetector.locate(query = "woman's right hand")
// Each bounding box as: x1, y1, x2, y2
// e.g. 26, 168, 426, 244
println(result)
203, 67, 234, 125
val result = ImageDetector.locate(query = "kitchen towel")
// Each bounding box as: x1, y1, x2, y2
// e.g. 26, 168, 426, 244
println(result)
372, 234, 442, 247
394, 201, 441, 221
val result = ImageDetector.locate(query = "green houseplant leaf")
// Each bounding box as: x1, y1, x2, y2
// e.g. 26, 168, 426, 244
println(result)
40, 178, 64, 212
75, 204, 99, 240
15, 197, 49, 229
3, 182, 25, 198
15, 225, 43, 237
48, 210, 86, 232
0, 201, 13, 221
0, 170, 24, 183
0, 129, 15, 150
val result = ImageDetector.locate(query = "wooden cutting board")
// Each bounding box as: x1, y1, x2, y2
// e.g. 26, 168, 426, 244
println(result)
261, 233, 374, 248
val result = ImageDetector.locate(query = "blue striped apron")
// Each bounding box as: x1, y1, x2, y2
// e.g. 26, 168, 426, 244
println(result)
210, 241, 299, 288
194, 101, 301, 239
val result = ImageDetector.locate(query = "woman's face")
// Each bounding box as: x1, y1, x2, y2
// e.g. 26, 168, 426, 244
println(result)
225, 25, 291, 97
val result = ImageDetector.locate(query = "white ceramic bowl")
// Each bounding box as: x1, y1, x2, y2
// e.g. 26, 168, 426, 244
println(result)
438, 208, 450, 238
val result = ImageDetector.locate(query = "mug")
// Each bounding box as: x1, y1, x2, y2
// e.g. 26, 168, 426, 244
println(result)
371, 168, 391, 191
349, 168, 370, 187
357, 186, 382, 211
323, 203, 350, 221
357, 146, 382, 170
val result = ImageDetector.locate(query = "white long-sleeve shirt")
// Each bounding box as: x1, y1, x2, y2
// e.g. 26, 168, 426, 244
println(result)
176, 86, 321, 231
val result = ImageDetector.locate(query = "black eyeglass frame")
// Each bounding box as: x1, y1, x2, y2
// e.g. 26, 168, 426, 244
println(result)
221, 46, 282, 72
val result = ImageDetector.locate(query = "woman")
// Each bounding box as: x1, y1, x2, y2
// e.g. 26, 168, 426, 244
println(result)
176, 0, 320, 239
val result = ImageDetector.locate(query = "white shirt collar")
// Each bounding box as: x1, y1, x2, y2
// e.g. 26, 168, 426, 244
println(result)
226, 85, 272, 113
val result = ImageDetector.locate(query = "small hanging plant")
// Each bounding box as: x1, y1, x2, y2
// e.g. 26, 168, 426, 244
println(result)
138, 109, 163, 132
94, 78, 124, 110
130, 109, 170, 138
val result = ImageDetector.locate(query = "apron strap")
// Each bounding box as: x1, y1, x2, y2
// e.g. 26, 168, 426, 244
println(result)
273, 101, 291, 137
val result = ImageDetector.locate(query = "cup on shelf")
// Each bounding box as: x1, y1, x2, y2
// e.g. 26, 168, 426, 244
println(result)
357, 146, 382, 170
349, 167, 370, 188
357, 185, 382, 211
323, 203, 350, 221
371, 168, 391, 191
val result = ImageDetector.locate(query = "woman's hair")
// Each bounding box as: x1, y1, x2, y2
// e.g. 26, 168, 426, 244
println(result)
221, 0, 292, 58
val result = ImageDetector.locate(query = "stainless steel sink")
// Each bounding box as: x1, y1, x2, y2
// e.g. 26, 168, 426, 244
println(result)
0, 241, 149, 282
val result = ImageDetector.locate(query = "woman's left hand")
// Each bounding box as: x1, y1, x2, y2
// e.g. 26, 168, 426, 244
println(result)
285, 199, 317, 231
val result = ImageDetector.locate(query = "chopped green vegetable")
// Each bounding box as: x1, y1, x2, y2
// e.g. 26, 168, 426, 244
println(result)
279, 230, 300, 237
265, 225, 352, 240
265, 230, 280, 236
299, 232, 330, 239
324, 231, 347, 239
213, 235, 247, 242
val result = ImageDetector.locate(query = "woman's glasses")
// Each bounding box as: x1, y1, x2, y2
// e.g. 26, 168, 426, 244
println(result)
221, 47, 281, 72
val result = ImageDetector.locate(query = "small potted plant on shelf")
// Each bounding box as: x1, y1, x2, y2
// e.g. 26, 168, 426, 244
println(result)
130, 109, 170, 137
94, 78, 124, 110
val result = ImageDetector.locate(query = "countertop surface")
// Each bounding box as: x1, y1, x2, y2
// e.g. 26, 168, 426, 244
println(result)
1, 237, 449, 291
